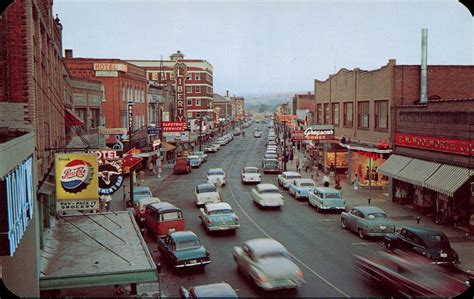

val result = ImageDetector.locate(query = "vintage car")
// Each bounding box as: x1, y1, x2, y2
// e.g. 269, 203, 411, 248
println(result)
308, 187, 346, 212
277, 171, 302, 189
204, 144, 218, 153
254, 130, 262, 138
341, 206, 396, 239
157, 231, 211, 269
288, 178, 316, 200
251, 183, 284, 208
133, 196, 161, 223
232, 238, 305, 290
263, 159, 280, 174
212, 143, 221, 150
127, 186, 153, 207
188, 155, 203, 168
145, 202, 185, 238
262, 154, 278, 167
384, 225, 459, 264
355, 251, 469, 297
207, 168, 226, 186
179, 282, 238, 298
191, 151, 208, 162
199, 202, 240, 232
267, 140, 277, 147
241, 166, 262, 184
194, 183, 221, 207
173, 157, 192, 174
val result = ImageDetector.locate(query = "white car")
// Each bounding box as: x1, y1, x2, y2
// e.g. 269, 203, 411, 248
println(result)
254, 131, 262, 138
278, 171, 302, 189
241, 167, 262, 184
212, 143, 221, 150
251, 183, 284, 208
204, 144, 218, 153
207, 168, 226, 186
194, 183, 221, 206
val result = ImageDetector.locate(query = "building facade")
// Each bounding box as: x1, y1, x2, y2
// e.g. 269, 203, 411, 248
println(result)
292, 92, 315, 125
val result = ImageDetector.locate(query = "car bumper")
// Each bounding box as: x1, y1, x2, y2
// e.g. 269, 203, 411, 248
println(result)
258, 201, 284, 207
243, 177, 261, 183
320, 206, 345, 211
264, 169, 280, 173
207, 224, 240, 231
257, 278, 305, 290
365, 231, 394, 237
175, 259, 211, 268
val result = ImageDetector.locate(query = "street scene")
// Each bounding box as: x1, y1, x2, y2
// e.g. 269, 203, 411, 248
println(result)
0, 0, 473, 298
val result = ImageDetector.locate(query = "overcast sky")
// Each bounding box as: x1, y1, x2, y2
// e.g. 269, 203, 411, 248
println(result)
54, 0, 473, 96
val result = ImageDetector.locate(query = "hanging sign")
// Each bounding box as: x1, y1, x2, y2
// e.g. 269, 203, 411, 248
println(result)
174, 62, 187, 122
88, 150, 124, 196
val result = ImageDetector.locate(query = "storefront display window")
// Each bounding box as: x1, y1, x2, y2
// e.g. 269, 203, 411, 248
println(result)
351, 151, 388, 187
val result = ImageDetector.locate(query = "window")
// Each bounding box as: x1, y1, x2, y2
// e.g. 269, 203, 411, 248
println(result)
358, 101, 370, 129
187, 112, 193, 118
196, 112, 201, 118
324, 103, 330, 124
196, 99, 201, 106
375, 100, 388, 130
186, 73, 192, 80
186, 86, 192, 93
343, 102, 353, 127
195, 73, 200, 80
187, 98, 193, 106
332, 103, 340, 126
317, 104, 322, 125
195, 86, 201, 93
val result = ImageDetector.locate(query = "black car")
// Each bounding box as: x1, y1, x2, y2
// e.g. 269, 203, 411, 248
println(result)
384, 225, 459, 265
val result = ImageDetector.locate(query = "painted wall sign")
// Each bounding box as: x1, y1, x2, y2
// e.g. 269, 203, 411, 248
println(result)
0, 157, 34, 256
93, 63, 128, 72
99, 128, 128, 135
174, 62, 187, 122
395, 133, 474, 156
88, 150, 124, 196
162, 121, 187, 132
95, 70, 118, 77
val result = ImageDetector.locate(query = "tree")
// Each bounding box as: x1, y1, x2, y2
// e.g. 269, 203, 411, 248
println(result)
258, 104, 267, 113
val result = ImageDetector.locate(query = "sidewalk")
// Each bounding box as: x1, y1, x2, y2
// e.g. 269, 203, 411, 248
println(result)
287, 149, 474, 274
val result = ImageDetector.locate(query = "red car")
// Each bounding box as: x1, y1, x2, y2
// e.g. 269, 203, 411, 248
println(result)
173, 157, 191, 174
144, 202, 185, 238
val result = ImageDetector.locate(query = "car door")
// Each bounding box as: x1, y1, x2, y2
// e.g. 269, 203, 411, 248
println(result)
201, 206, 210, 226
240, 244, 254, 276
398, 229, 413, 249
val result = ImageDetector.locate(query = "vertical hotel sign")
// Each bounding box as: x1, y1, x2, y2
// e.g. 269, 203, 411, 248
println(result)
55, 153, 99, 211
174, 62, 187, 122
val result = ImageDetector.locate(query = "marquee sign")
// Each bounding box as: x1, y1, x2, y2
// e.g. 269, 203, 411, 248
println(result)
174, 62, 187, 122
395, 133, 474, 156
0, 157, 34, 256
162, 121, 187, 132
122, 148, 143, 174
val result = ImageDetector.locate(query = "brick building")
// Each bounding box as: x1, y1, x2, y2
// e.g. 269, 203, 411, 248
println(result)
292, 92, 315, 125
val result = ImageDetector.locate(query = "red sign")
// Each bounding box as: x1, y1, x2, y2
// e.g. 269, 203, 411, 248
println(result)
122, 148, 143, 174
395, 133, 474, 156
162, 121, 187, 132
174, 63, 187, 122
277, 115, 297, 122
357, 151, 382, 160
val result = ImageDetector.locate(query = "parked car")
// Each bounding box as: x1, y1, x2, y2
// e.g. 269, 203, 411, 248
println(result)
191, 151, 208, 162
233, 129, 241, 136
157, 231, 211, 269
232, 238, 305, 290
212, 143, 221, 150
241, 166, 262, 184
174, 157, 191, 174
277, 171, 302, 189
341, 206, 395, 239
188, 155, 202, 168
254, 131, 262, 138
288, 178, 316, 200
267, 140, 277, 147
145, 202, 185, 237
199, 202, 240, 232
204, 144, 218, 153
308, 187, 346, 212
262, 154, 278, 166
127, 186, 153, 207
133, 196, 161, 223
384, 225, 459, 264
251, 183, 284, 208
179, 283, 238, 298
263, 159, 280, 174
194, 183, 221, 207
207, 168, 226, 186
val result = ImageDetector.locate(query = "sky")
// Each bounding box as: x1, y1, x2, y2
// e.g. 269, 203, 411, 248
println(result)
54, 0, 473, 96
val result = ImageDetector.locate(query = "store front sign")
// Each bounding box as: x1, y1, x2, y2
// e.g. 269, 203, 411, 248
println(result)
395, 133, 474, 156
99, 128, 128, 135
0, 157, 34, 256
174, 63, 187, 122
357, 151, 381, 160
303, 126, 335, 140
88, 150, 123, 196
93, 63, 128, 72
162, 121, 187, 132
95, 71, 118, 77
277, 115, 297, 122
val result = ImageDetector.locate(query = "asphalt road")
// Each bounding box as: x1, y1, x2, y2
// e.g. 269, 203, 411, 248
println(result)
147, 122, 391, 298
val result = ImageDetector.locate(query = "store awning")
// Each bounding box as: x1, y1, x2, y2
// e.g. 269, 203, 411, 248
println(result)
339, 143, 392, 154
423, 164, 473, 197
377, 154, 412, 177
394, 158, 441, 186
64, 108, 84, 127
161, 141, 176, 152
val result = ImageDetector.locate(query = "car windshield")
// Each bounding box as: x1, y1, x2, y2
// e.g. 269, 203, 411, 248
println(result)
175, 239, 201, 250
301, 182, 315, 187
135, 190, 151, 196
208, 170, 224, 175
287, 175, 300, 179
209, 209, 233, 215
190, 159, 199, 163
245, 169, 259, 173
367, 213, 387, 219
199, 186, 216, 193
265, 161, 278, 165
325, 193, 341, 199
425, 234, 450, 249
260, 189, 279, 194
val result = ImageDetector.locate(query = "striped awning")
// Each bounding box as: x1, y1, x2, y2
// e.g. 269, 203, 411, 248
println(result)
394, 158, 441, 186
423, 164, 473, 197
377, 154, 412, 177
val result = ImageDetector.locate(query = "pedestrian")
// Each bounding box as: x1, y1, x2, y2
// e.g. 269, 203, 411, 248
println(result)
132, 170, 137, 186
352, 173, 360, 190
148, 161, 155, 176
322, 172, 330, 187
138, 169, 145, 186
335, 175, 341, 190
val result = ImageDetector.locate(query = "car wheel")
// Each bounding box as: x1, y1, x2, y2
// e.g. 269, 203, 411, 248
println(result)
358, 228, 365, 239
341, 219, 347, 229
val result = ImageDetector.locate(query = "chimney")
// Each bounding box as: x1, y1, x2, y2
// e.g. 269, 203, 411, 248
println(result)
65, 49, 73, 59
420, 28, 428, 103
226, 90, 229, 97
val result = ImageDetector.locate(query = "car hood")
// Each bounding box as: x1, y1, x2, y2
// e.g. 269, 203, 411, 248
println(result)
257, 257, 300, 279
173, 246, 207, 261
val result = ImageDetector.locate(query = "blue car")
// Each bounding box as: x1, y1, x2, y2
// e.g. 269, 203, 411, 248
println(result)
127, 186, 152, 207
288, 178, 316, 200
188, 155, 202, 168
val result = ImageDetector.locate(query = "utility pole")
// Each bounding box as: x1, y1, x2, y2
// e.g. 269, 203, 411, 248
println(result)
199, 114, 203, 152
283, 121, 287, 171
127, 102, 134, 206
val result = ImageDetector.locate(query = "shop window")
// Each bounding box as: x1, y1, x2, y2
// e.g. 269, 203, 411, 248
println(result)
358, 101, 369, 129
343, 102, 353, 127
375, 100, 388, 129
317, 104, 322, 125
324, 103, 330, 124
332, 103, 340, 126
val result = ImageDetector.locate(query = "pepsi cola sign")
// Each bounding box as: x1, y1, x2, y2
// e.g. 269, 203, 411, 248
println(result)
60, 160, 94, 193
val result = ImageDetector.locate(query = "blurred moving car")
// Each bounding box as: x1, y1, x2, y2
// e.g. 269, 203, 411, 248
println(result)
254, 130, 262, 138
384, 225, 459, 264
194, 183, 221, 207
341, 206, 396, 239
278, 171, 302, 189
173, 157, 192, 174
355, 250, 469, 297
263, 159, 280, 174
133, 196, 161, 223
251, 183, 284, 208
241, 166, 262, 184
232, 238, 305, 291
288, 178, 316, 200
199, 202, 240, 232
188, 155, 203, 168
127, 186, 153, 207
179, 282, 238, 298
157, 231, 211, 269
308, 187, 346, 212
145, 202, 185, 237
191, 151, 208, 162
207, 168, 226, 186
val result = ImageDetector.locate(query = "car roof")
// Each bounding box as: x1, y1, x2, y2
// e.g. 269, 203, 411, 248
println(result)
205, 202, 232, 211
295, 178, 315, 184
192, 283, 237, 297
264, 159, 278, 162
245, 238, 288, 255
208, 168, 224, 172
170, 230, 198, 242
134, 186, 151, 192
136, 197, 161, 204
314, 187, 341, 193
282, 171, 300, 176
196, 183, 216, 189
243, 166, 259, 171
403, 225, 447, 236
257, 183, 279, 191
149, 201, 181, 212
353, 206, 386, 214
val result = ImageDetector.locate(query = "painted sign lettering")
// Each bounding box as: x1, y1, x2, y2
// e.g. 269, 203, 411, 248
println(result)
395, 133, 474, 156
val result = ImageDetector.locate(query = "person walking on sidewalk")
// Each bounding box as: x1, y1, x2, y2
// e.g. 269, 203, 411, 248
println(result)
138, 169, 145, 186
322, 172, 330, 187
295, 155, 300, 173
352, 173, 360, 190
335, 175, 341, 190
149, 161, 156, 176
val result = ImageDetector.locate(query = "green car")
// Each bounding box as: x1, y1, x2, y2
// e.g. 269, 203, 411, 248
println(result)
199, 202, 240, 232
157, 231, 211, 269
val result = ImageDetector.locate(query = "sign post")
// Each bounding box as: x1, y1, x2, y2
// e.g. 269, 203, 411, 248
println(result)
128, 102, 134, 205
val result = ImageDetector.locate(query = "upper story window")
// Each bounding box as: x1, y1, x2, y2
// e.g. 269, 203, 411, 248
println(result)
343, 102, 353, 128
186, 73, 192, 81
324, 103, 330, 125
317, 104, 322, 125
122, 85, 126, 101
332, 103, 340, 126
195, 73, 200, 80
186, 86, 192, 93
195, 86, 201, 93
358, 101, 370, 129
187, 98, 193, 106
196, 99, 201, 106
375, 100, 388, 130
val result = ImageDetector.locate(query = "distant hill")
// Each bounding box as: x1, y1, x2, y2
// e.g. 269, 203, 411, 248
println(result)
242, 91, 309, 112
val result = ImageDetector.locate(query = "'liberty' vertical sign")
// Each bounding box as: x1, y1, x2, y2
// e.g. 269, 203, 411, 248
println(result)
174, 62, 187, 122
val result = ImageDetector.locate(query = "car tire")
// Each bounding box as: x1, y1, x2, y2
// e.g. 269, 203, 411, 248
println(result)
358, 228, 365, 239
341, 219, 347, 229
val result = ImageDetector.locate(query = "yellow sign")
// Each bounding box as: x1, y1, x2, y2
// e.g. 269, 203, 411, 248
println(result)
55, 153, 99, 201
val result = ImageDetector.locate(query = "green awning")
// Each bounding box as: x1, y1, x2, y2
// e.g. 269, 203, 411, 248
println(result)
423, 164, 473, 197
